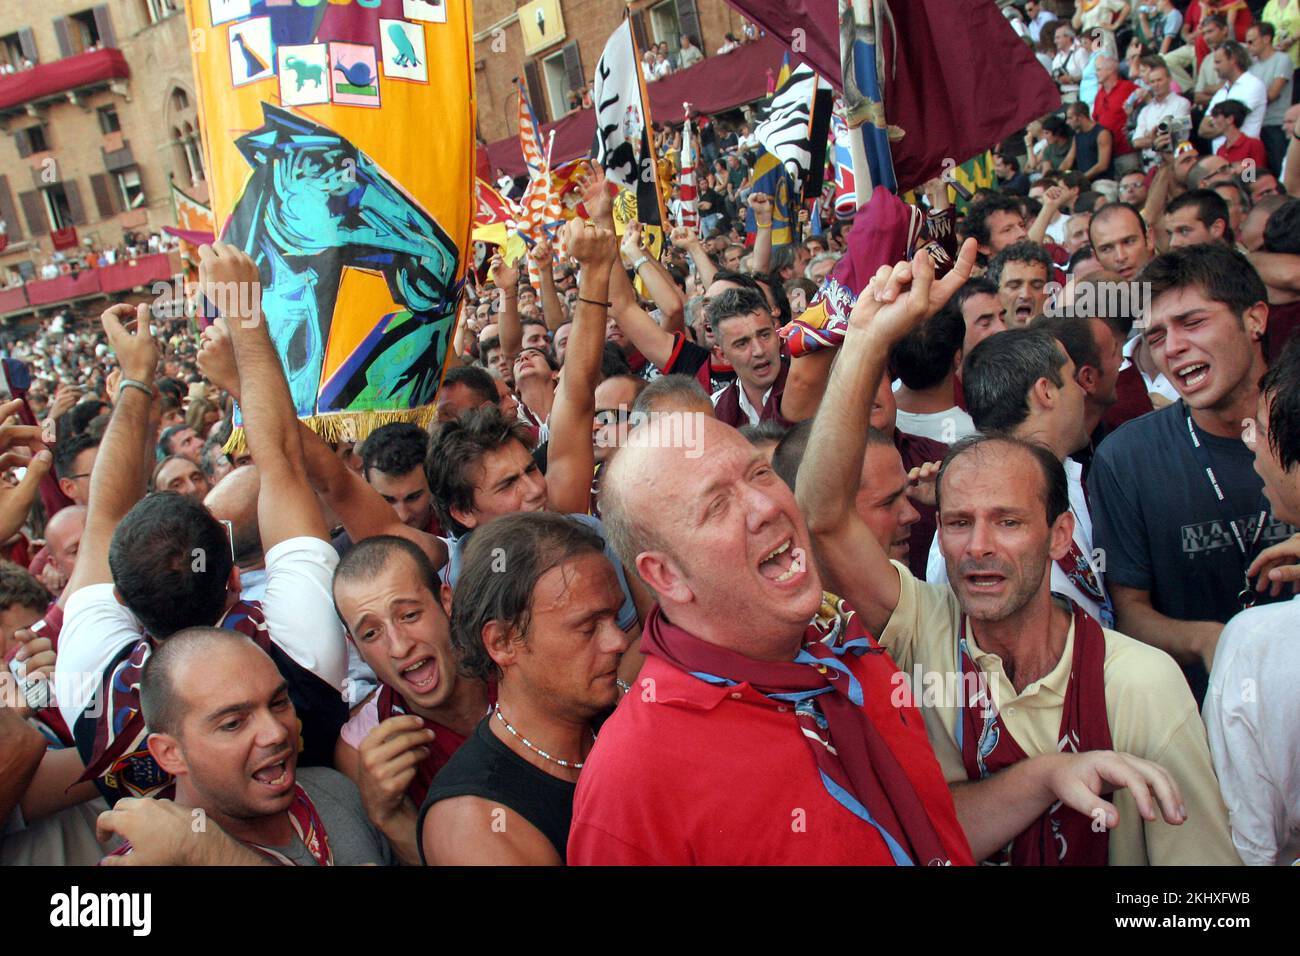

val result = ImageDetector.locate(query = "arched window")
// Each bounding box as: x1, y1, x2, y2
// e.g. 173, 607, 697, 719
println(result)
171, 87, 189, 112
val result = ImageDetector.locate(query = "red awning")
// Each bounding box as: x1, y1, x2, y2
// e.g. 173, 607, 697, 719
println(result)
482, 33, 787, 178
0, 48, 130, 112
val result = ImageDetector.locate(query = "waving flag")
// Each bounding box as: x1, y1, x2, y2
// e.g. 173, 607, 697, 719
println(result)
474, 178, 519, 226
721, 0, 1060, 192
679, 110, 699, 231
830, 109, 857, 216
744, 150, 796, 246
516, 77, 547, 182
592, 19, 646, 192
592, 17, 667, 257
186, 0, 474, 446
753, 62, 833, 201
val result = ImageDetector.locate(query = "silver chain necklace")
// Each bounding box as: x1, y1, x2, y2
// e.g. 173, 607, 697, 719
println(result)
493, 706, 594, 769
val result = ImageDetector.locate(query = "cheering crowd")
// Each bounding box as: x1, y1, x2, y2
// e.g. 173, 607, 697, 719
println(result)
2, 0, 1300, 867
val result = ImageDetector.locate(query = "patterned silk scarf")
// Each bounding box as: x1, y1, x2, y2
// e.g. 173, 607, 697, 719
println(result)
77, 601, 272, 800
956, 601, 1113, 866
642, 594, 961, 866
1057, 538, 1114, 627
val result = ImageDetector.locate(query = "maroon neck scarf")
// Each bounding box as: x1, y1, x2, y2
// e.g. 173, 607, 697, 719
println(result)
957, 602, 1113, 866
642, 600, 960, 866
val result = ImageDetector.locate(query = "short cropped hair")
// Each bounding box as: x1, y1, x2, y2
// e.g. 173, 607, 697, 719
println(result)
359, 422, 429, 481
963, 327, 1068, 434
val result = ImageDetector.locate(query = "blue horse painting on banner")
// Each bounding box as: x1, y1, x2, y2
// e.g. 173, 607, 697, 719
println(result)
222, 103, 460, 417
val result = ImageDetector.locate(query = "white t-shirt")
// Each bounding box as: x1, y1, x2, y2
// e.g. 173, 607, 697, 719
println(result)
1203, 595, 1300, 866
1133, 92, 1192, 145
926, 457, 1108, 623
894, 406, 977, 445
55, 536, 348, 731
1207, 71, 1269, 151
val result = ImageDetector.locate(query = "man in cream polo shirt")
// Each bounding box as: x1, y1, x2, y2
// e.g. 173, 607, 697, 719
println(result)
797, 244, 1240, 865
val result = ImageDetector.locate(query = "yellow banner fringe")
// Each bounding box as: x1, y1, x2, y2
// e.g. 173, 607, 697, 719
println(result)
222, 404, 439, 458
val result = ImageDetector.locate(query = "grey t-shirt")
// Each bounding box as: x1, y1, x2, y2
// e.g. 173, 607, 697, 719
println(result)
1249, 52, 1294, 128
267, 767, 392, 867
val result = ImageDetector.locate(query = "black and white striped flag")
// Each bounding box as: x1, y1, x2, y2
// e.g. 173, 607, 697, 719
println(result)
752, 62, 833, 201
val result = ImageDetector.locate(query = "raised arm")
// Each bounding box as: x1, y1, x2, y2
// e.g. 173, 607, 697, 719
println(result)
491, 253, 523, 364
530, 237, 568, 332
748, 193, 774, 274
1027, 186, 1065, 244
622, 224, 687, 337
63, 303, 158, 602
202, 243, 326, 549
797, 240, 976, 635
1247, 251, 1300, 295
585, 171, 677, 370
545, 218, 616, 516
195, 298, 447, 569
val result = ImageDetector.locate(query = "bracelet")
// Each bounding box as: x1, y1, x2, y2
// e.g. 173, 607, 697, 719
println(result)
578, 296, 612, 308
631, 255, 650, 272
118, 378, 153, 398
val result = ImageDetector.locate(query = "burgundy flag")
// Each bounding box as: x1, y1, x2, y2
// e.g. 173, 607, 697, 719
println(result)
722, 0, 1060, 191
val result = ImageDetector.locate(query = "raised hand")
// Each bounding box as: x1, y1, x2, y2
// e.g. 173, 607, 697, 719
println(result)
490, 252, 520, 290
100, 303, 157, 384
566, 218, 617, 269
619, 220, 644, 264
198, 242, 262, 332
746, 191, 773, 225
849, 238, 977, 343
196, 317, 240, 401
580, 162, 614, 226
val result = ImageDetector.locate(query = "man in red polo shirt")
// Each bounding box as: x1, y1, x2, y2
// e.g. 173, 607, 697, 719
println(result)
1210, 99, 1268, 172
1092, 55, 1140, 177
571, 411, 974, 865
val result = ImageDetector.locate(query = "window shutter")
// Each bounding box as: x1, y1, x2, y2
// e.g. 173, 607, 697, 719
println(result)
676, 0, 702, 50
522, 60, 548, 125
18, 28, 38, 64
15, 129, 31, 159
64, 179, 87, 225
630, 11, 651, 54
562, 41, 583, 94
53, 18, 73, 58
19, 190, 48, 236
93, 6, 117, 49
89, 172, 118, 218
0, 176, 23, 240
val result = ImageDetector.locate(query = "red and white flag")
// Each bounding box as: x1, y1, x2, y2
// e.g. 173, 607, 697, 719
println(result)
679, 107, 698, 232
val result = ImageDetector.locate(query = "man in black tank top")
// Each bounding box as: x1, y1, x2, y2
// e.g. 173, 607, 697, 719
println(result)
1064, 102, 1114, 181
418, 513, 631, 865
